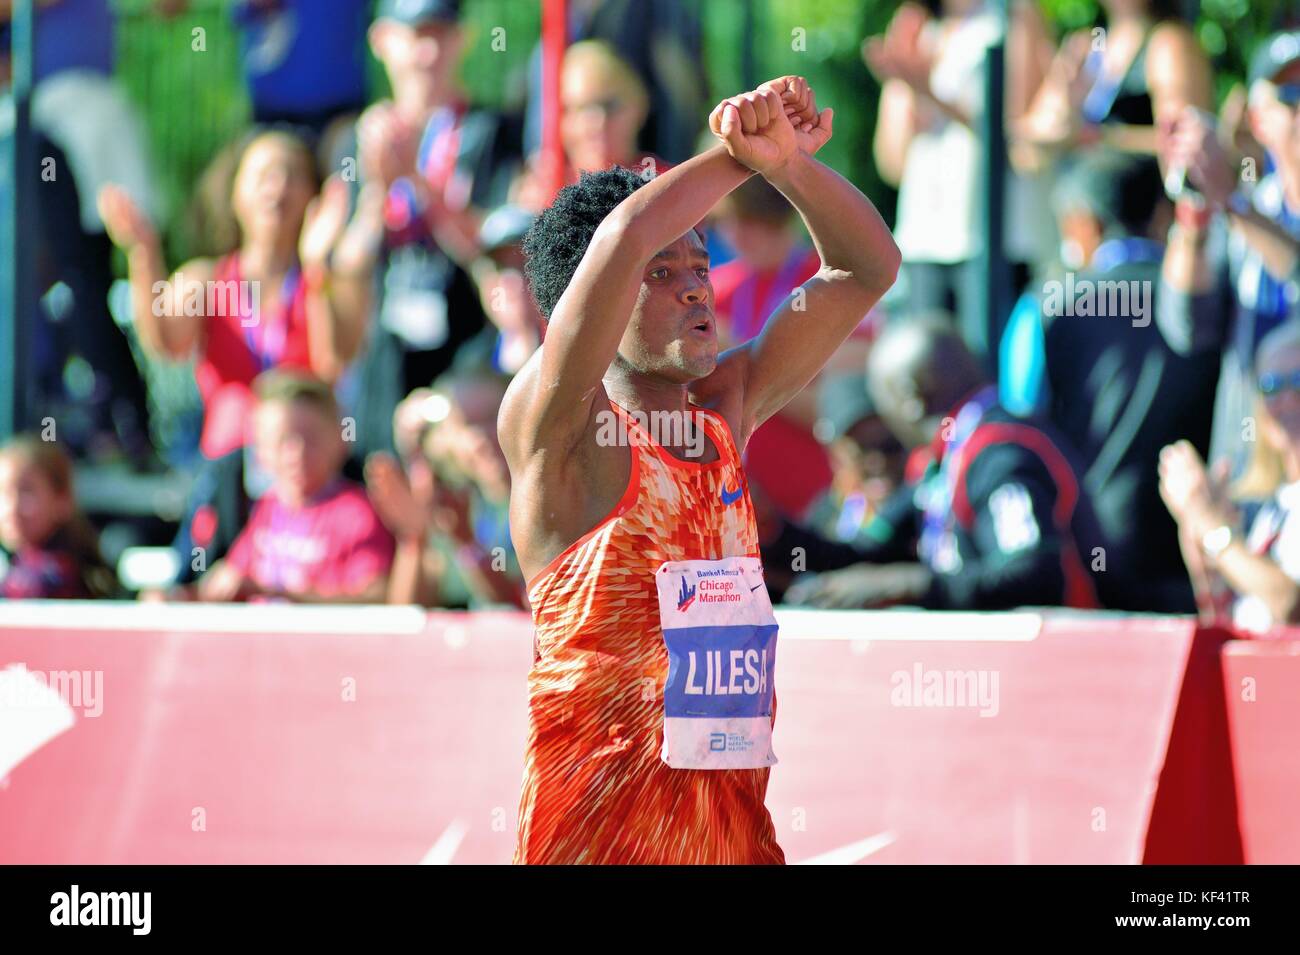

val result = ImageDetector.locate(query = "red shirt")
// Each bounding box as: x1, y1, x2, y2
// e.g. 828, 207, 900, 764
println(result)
711, 247, 830, 519
225, 480, 394, 598
195, 253, 314, 459
711, 247, 821, 343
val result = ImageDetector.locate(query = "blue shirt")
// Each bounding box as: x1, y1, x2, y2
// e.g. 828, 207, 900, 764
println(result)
34, 0, 114, 81
233, 0, 368, 115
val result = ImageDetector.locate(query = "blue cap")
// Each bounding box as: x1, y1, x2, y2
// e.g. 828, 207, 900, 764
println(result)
376, 0, 461, 26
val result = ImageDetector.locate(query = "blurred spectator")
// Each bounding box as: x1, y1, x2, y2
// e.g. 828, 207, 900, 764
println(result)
1160, 321, 1300, 632
1157, 32, 1300, 479
707, 175, 831, 522
524, 0, 709, 165
1014, 0, 1212, 166
866, 0, 1057, 358
365, 370, 523, 608
801, 372, 906, 547
231, 0, 371, 139
515, 39, 667, 210
0, 435, 116, 599
711, 176, 820, 344
1, 0, 164, 463
779, 315, 1101, 610
342, 0, 521, 459
0, 127, 134, 459
1002, 150, 1216, 611
195, 372, 393, 603
98, 127, 366, 462
560, 40, 653, 176
458, 204, 544, 375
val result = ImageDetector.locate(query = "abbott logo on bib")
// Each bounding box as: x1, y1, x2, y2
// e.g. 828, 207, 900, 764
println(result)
656, 557, 778, 770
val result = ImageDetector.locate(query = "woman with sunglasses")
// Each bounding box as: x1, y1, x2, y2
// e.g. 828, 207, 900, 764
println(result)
1159, 320, 1300, 633
512, 40, 665, 210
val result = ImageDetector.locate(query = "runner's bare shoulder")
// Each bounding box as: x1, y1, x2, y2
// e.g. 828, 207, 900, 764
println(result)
689, 345, 755, 448
498, 344, 609, 469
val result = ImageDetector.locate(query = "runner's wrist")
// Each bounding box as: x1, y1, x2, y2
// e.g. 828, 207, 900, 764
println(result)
761, 148, 810, 189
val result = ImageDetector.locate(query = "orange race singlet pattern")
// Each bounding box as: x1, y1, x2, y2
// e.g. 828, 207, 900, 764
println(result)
514, 400, 785, 864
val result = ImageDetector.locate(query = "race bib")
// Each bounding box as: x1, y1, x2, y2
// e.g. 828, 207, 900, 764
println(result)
655, 556, 778, 770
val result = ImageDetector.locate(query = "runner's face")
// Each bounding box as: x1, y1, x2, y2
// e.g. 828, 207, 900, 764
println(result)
232, 136, 316, 248
619, 231, 717, 382
254, 401, 345, 505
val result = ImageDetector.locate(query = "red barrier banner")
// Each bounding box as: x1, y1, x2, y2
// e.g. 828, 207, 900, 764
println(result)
1220, 634, 1300, 864
0, 602, 1248, 863
766, 611, 1238, 864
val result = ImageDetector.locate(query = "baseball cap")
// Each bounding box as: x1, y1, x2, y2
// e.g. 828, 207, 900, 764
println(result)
1249, 31, 1300, 86
479, 205, 535, 254
376, 0, 461, 27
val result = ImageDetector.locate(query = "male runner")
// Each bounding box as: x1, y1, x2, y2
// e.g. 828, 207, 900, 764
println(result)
500, 76, 900, 864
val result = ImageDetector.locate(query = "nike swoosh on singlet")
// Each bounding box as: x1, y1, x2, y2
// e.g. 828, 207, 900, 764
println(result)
720, 484, 743, 505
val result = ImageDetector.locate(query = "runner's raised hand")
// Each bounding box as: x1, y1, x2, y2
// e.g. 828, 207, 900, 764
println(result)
708, 86, 797, 175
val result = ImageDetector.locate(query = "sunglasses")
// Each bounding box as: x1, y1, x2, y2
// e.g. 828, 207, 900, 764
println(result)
1258, 369, 1300, 397
566, 97, 626, 118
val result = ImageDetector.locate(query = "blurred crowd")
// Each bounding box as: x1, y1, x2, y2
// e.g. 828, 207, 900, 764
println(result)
4, 0, 1300, 635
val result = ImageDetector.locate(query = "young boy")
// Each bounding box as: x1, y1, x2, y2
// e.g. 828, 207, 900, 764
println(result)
197, 371, 394, 603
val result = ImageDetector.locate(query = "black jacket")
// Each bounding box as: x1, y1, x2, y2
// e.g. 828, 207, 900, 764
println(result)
767, 405, 1104, 611
1044, 258, 1216, 611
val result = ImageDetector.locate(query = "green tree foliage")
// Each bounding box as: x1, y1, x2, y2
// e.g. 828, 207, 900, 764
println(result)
112, 0, 1297, 243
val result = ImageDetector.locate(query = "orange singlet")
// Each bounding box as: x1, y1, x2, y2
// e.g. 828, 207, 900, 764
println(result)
514, 400, 785, 864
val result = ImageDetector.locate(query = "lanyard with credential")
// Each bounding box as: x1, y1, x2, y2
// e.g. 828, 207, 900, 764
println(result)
241, 266, 301, 373
730, 249, 809, 342
419, 104, 464, 197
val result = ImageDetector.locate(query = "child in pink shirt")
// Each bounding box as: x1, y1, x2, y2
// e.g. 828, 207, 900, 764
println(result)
197, 372, 394, 603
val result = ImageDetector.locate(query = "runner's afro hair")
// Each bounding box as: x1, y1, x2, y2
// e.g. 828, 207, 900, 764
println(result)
523, 166, 647, 320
